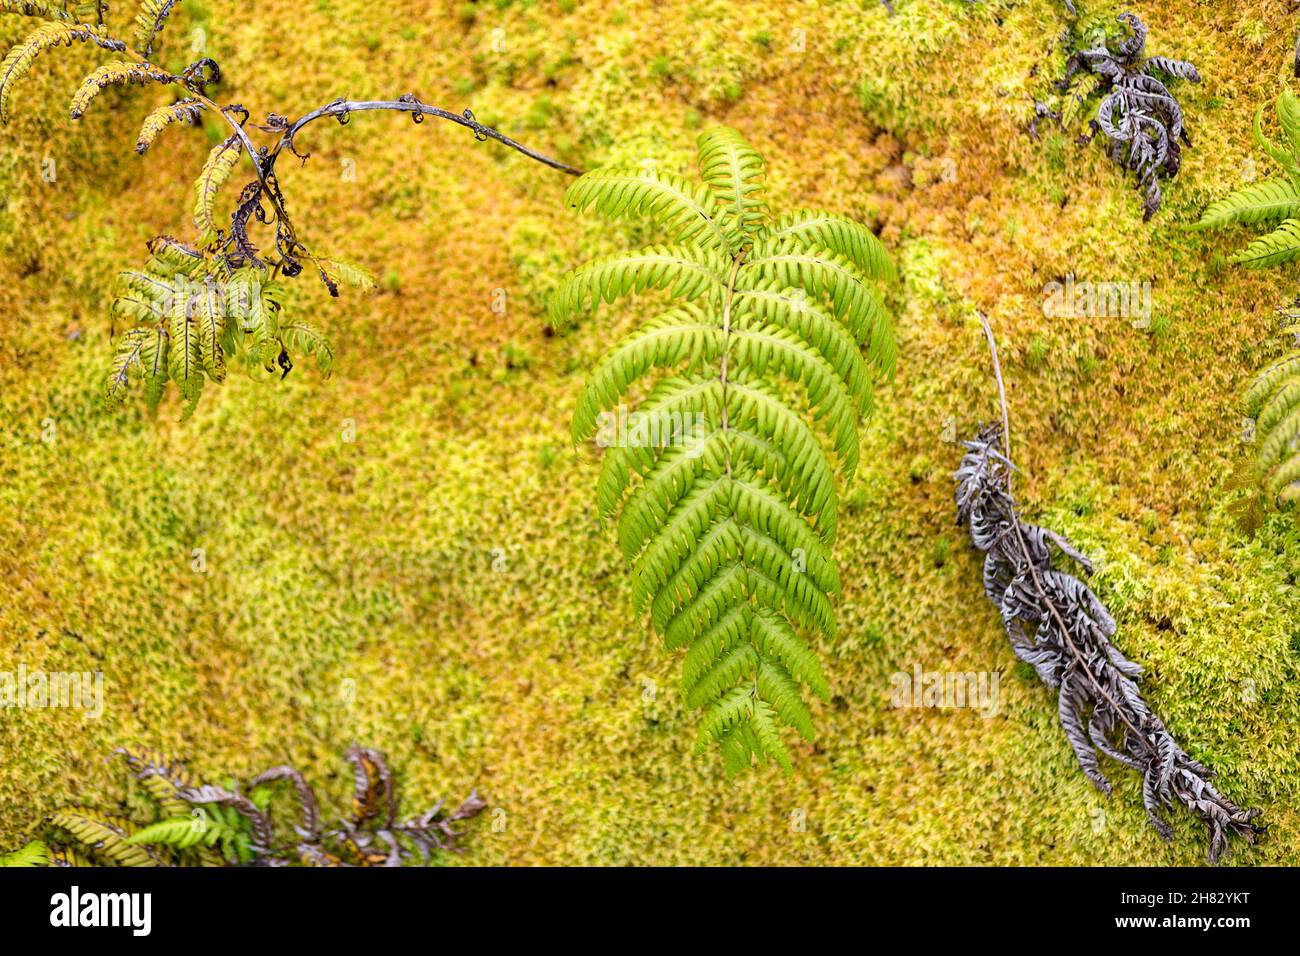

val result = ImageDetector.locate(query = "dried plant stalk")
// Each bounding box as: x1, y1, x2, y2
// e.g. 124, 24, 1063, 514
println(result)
955, 318, 1262, 863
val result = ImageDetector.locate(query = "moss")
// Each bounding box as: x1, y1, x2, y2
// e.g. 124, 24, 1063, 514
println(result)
0, 0, 1296, 867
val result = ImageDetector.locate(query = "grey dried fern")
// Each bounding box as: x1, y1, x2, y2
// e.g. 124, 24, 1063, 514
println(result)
955, 318, 1262, 863
1060, 13, 1200, 220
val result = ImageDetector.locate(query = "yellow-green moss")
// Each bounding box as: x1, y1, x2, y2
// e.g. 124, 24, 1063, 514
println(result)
0, 0, 1297, 865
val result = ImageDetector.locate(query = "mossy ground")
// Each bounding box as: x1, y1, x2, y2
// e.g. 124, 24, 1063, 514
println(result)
1, 0, 1297, 864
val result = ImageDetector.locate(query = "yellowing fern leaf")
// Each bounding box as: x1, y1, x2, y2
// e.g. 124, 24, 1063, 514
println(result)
135, 96, 204, 153
193, 133, 241, 243
48, 810, 155, 866
70, 59, 176, 119
132, 0, 182, 58
0, 21, 125, 122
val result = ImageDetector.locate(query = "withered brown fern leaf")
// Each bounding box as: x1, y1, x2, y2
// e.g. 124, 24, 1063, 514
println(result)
1059, 13, 1200, 220
954, 318, 1262, 864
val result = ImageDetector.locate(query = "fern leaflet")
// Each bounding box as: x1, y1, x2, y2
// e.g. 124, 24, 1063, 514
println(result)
69, 59, 176, 119
132, 0, 182, 58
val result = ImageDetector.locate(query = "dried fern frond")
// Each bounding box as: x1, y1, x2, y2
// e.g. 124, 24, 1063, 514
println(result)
69, 59, 176, 119
553, 126, 896, 773
956, 423, 1263, 863
0, 20, 126, 122
1060, 13, 1199, 220
192, 133, 242, 241
135, 96, 204, 153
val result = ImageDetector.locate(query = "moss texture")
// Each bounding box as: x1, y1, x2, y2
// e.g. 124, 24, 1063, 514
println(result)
0, 0, 1297, 864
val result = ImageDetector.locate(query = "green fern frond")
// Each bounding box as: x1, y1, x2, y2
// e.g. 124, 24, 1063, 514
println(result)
132, 0, 181, 58
69, 59, 175, 119
48, 810, 155, 866
135, 97, 204, 153
0, 840, 49, 867
1228, 218, 1300, 268
0, 21, 126, 123
1244, 348, 1300, 502
124, 815, 209, 850
554, 127, 896, 773
280, 323, 334, 376
1272, 84, 1300, 165
194, 275, 226, 380
1193, 178, 1300, 231
193, 133, 241, 244
564, 164, 736, 251
167, 280, 205, 418
740, 237, 896, 378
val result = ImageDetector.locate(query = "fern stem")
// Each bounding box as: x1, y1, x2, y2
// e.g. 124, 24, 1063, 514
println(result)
270, 98, 585, 177
718, 250, 746, 480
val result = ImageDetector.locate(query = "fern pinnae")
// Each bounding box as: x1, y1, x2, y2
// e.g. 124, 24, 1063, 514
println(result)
556, 132, 894, 773
47, 809, 156, 866
549, 244, 728, 325
193, 133, 241, 242
0, 20, 125, 122
135, 97, 204, 153
0, 1, 74, 21
739, 236, 896, 377
564, 164, 735, 250
1228, 218, 1300, 268
69, 59, 176, 119
1193, 178, 1300, 231
695, 126, 767, 237
764, 209, 898, 283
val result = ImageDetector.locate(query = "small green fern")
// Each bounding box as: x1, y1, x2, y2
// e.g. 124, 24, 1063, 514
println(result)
552, 127, 896, 774
18, 746, 485, 867
1194, 84, 1300, 266
1197, 84, 1300, 508
1243, 326, 1300, 505
0, 839, 49, 867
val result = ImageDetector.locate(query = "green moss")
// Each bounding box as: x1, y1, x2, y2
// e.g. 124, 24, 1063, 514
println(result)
0, 0, 1296, 868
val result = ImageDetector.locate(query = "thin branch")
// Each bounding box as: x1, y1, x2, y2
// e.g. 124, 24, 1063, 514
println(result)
976, 311, 1011, 463
270, 97, 585, 177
